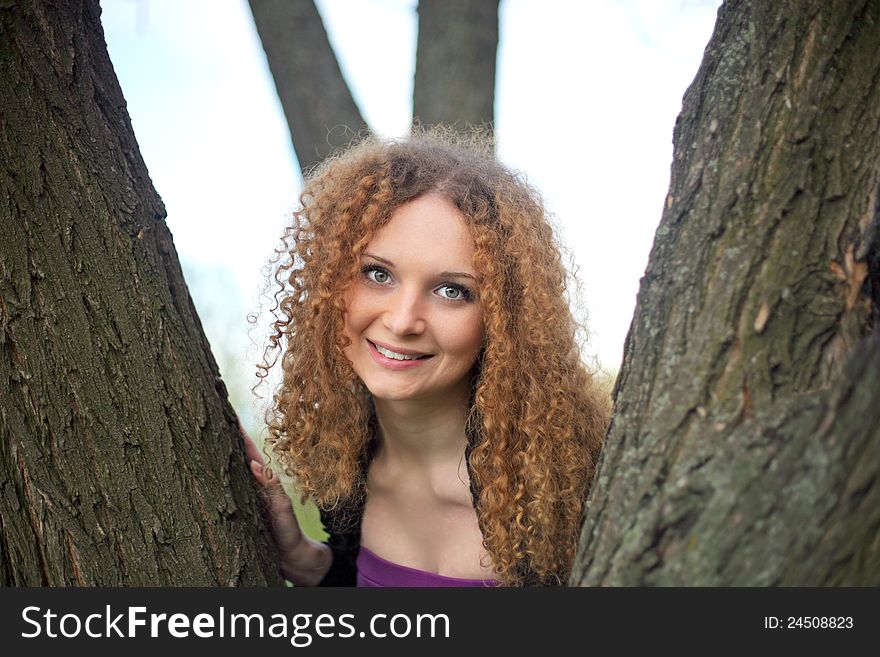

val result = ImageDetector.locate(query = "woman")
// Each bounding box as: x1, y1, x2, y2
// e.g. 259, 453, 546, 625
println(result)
247, 132, 609, 586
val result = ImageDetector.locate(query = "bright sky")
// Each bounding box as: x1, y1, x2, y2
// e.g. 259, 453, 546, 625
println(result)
100, 0, 720, 428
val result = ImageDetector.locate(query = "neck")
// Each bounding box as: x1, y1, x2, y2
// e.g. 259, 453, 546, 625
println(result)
372, 382, 472, 471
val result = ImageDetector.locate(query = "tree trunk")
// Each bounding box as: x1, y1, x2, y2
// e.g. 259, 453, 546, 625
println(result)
249, 0, 367, 175
413, 0, 498, 135
572, 0, 880, 585
0, 0, 283, 586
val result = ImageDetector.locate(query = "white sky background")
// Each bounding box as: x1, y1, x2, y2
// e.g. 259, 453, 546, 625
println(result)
100, 0, 720, 429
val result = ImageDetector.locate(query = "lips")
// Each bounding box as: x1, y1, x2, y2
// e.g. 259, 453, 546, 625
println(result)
368, 340, 432, 359
367, 340, 434, 369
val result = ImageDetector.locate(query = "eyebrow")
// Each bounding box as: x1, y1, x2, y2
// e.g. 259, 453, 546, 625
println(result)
362, 252, 477, 281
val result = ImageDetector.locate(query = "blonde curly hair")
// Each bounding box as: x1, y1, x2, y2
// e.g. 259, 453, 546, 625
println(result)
259, 132, 609, 586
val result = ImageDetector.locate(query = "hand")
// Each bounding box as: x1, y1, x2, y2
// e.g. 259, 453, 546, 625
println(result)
242, 426, 304, 565
241, 423, 332, 585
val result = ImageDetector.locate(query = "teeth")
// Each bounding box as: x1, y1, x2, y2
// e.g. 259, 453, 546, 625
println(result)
375, 344, 424, 360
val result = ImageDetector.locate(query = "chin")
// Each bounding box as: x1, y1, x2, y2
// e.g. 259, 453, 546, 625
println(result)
365, 377, 471, 405
364, 382, 424, 403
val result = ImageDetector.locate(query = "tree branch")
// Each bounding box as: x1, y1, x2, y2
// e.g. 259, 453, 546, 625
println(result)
249, 0, 367, 174
413, 0, 499, 136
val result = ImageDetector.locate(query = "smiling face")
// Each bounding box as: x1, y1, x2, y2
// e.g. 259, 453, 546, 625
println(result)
342, 194, 484, 404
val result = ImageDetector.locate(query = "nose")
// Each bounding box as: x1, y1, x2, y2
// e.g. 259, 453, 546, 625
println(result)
382, 286, 426, 337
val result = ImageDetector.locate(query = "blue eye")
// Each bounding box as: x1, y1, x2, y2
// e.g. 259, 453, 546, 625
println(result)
362, 266, 391, 284
436, 284, 472, 302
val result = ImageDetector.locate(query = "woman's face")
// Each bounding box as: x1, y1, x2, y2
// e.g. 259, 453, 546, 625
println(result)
343, 194, 484, 403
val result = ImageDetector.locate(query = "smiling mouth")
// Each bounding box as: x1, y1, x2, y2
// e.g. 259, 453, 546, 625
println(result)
368, 340, 433, 361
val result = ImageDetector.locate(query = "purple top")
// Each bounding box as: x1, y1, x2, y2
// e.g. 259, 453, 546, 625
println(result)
356, 546, 500, 587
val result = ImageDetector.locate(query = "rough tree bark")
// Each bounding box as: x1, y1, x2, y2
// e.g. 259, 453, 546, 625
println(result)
571, 0, 880, 585
249, 0, 367, 175
0, 0, 283, 585
413, 0, 499, 134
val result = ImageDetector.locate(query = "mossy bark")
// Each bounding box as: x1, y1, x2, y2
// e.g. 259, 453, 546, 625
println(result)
0, 0, 283, 585
572, 0, 880, 585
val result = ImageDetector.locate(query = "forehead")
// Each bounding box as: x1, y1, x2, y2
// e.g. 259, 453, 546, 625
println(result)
365, 195, 475, 269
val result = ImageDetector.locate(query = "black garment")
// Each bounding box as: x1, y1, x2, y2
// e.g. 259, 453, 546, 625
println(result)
316, 501, 363, 586
316, 506, 361, 587
315, 435, 378, 587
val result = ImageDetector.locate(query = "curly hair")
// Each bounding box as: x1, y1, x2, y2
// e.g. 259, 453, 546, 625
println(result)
258, 131, 609, 586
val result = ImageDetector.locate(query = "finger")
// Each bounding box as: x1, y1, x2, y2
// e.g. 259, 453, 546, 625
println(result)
242, 429, 265, 466
249, 459, 269, 486
263, 468, 292, 503
251, 466, 307, 564
263, 477, 304, 550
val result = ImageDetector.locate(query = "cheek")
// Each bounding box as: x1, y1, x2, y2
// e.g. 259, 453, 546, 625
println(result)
447, 309, 484, 358
342, 289, 367, 337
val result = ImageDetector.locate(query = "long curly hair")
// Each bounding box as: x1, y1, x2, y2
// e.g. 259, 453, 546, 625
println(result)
258, 132, 609, 586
